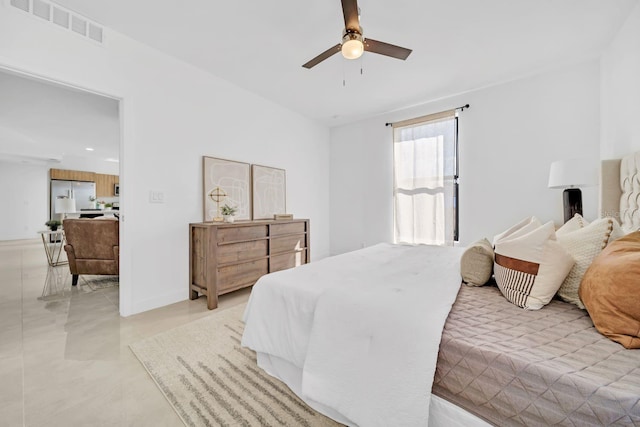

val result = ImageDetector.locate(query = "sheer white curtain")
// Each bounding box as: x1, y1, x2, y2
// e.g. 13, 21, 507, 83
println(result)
393, 114, 457, 246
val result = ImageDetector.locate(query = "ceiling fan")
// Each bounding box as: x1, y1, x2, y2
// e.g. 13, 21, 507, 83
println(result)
302, 0, 412, 69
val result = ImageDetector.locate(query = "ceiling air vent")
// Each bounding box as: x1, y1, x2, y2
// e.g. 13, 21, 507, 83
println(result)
7, 0, 105, 45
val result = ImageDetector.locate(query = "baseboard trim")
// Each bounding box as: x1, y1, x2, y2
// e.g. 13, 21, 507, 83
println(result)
129, 290, 187, 316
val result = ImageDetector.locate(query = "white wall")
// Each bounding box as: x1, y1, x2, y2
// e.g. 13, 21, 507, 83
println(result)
330, 60, 601, 254
0, 161, 49, 240
0, 6, 330, 315
0, 157, 119, 242
601, 2, 640, 159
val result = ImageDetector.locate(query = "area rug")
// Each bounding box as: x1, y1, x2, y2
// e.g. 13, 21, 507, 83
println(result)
130, 303, 343, 427
81, 275, 119, 291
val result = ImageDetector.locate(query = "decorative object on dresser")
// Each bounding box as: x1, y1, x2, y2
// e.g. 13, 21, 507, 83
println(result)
251, 164, 286, 220
220, 204, 237, 223
203, 156, 251, 222
208, 186, 226, 222
274, 213, 293, 220
189, 219, 310, 309
548, 159, 597, 223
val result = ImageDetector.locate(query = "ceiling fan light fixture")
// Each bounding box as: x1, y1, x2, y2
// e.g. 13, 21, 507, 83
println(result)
341, 31, 364, 59
301, 0, 412, 69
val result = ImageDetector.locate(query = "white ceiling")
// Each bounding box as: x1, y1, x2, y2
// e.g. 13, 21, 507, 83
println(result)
50, 0, 637, 126
0, 0, 635, 166
0, 70, 120, 165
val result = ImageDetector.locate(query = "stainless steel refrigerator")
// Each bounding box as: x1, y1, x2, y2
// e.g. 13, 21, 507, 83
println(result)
50, 180, 96, 220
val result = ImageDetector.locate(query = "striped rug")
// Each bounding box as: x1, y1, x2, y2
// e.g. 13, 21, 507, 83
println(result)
130, 303, 343, 427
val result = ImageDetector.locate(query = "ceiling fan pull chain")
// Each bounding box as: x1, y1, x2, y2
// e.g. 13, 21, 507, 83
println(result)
343, 58, 346, 87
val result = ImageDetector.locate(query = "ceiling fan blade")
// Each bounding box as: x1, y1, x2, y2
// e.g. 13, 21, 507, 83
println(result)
341, 0, 360, 31
302, 44, 342, 69
364, 38, 412, 60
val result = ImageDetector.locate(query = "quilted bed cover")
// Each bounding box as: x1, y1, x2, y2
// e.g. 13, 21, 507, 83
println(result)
433, 284, 640, 426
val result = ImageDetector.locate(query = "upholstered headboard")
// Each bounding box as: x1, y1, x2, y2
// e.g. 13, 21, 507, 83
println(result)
600, 151, 640, 233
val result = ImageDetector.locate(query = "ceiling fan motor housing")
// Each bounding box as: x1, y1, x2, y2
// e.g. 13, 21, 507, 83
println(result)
342, 27, 364, 43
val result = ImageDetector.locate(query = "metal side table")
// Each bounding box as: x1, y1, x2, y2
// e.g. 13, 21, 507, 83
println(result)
37, 230, 68, 267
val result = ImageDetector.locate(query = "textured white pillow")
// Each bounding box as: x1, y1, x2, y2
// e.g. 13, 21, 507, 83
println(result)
494, 221, 574, 310
556, 213, 590, 236
557, 217, 625, 308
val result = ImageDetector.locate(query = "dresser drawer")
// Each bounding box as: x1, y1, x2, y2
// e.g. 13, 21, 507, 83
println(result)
271, 250, 307, 273
217, 225, 268, 243
217, 259, 268, 293
271, 234, 307, 254
271, 221, 306, 236
217, 240, 268, 264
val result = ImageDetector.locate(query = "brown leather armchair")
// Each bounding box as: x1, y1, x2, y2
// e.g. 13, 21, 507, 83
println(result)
63, 218, 119, 286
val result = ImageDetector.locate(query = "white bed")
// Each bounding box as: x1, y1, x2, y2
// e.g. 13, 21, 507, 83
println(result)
241, 152, 639, 426
241, 241, 487, 426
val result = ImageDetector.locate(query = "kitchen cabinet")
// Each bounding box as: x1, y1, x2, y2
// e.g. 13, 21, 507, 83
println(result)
95, 173, 119, 197
50, 169, 119, 197
50, 168, 95, 182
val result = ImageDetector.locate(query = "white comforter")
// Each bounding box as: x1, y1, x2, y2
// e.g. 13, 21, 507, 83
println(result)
242, 243, 465, 426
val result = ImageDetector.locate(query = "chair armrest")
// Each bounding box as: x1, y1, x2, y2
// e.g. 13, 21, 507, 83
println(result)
64, 244, 78, 274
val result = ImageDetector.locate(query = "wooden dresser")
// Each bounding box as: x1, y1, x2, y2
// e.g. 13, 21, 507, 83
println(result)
189, 219, 310, 309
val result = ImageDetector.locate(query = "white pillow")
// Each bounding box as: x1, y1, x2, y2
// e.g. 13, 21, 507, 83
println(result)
556, 213, 590, 236
494, 221, 574, 310
492, 216, 542, 246
556, 217, 625, 308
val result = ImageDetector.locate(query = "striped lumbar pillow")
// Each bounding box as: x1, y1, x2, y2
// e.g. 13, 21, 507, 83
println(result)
494, 221, 574, 310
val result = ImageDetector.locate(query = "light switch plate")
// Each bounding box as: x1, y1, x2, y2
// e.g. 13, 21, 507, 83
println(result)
149, 190, 165, 203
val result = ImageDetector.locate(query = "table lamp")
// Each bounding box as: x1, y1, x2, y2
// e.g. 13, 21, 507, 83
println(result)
55, 197, 76, 219
548, 159, 596, 223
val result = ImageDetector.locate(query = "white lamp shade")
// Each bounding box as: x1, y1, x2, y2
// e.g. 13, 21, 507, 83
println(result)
55, 197, 76, 214
548, 159, 597, 189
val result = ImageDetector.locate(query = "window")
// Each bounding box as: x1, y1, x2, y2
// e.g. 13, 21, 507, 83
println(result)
393, 111, 459, 245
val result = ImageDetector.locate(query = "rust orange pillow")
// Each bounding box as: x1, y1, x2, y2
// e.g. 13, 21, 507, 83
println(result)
579, 231, 640, 349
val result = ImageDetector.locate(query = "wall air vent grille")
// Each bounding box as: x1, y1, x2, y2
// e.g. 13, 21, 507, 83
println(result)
51, 6, 68, 28
71, 15, 87, 36
32, 0, 48, 19
7, 0, 105, 45
9, 0, 28, 12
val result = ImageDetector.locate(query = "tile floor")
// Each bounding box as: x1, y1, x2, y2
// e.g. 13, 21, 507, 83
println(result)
0, 238, 251, 426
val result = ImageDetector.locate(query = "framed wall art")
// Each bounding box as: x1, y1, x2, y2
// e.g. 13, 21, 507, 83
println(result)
252, 164, 286, 220
203, 156, 251, 221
